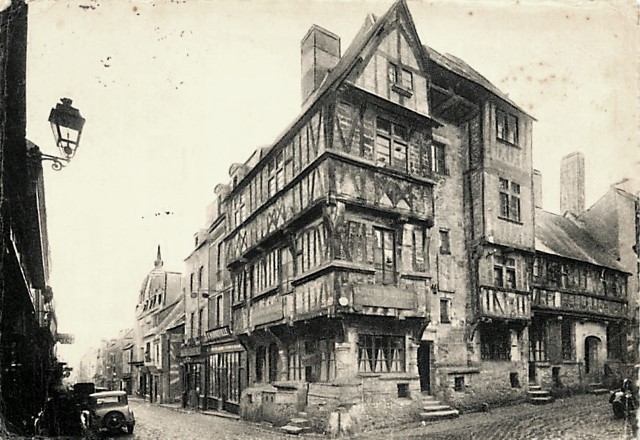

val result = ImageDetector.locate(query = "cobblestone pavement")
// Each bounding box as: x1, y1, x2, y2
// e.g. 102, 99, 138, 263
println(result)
28, 393, 635, 440
119, 400, 296, 440
361, 394, 637, 440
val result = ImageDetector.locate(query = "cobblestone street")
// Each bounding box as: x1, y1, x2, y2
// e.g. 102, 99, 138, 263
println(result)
361, 394, 636, 440
73, 393, 635, 440
120, 399, 294, 440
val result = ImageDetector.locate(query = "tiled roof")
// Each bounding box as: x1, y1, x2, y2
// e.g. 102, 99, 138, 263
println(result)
535, 208, 626, 272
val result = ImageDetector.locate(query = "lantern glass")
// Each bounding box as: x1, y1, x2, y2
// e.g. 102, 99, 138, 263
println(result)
48, 98, 86, 160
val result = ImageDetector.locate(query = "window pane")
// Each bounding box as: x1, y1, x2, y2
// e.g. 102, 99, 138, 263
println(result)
387, 64, 397, 84
377, 117, 391, 135
500, 193, 510, 218
375, 136, 391, 166
499, 178, 509, 191
394, 124, 409, 142
391, 142, 407, 171
401, 69, 413, 90
494, 267, 504, 287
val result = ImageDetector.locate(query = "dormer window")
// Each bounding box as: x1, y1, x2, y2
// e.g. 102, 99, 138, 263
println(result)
388, 62, 413, 96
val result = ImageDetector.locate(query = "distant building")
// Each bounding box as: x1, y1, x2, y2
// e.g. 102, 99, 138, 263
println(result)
132, 247, 183, 402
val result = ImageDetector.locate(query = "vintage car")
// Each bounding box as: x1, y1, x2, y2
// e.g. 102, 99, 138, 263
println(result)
82, 390, 135, 435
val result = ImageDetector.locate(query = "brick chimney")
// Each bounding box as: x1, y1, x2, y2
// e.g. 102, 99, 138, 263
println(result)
560, 152, 585, 216
533, 169, 543, 209
301, 25, 340, 105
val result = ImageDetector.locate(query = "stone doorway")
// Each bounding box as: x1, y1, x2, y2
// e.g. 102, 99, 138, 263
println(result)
418, 341, 432, 394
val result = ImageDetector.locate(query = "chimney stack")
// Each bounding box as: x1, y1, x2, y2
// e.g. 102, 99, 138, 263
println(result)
560, 152, 585, 216
533, 169, 543, 209
301, 25, 340, 105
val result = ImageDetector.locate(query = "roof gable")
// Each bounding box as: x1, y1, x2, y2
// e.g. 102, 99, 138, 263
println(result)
347, 2, 430, 115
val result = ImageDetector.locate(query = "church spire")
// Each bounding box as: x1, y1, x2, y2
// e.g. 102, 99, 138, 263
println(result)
154, 245, 163, 269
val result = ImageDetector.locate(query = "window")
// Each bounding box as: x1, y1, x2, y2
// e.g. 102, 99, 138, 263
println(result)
529, 318, 547, 362
268, 343, 279, 383
411, 226, 428, 272
256, 346, 266, 382
198, 308, 203, 337
255, 248, 280, 293
388, 62, 413, 93
440, 299, 450, 323
267, 152, 285, 198
198, 266, 204, 290
374, 228, 396, 284
439, 229, 450, 254
480, 323, 511, 361
357, 335, 405, 373
145, 342, 151, 362
510, 372, 520, 388
454, 376, 465, 392
496, 108, 519, 145
499, 178, 521, 222
189, 312, 195, 340
561, 319, 574, 361
431, 142, 448, 175
494, 257, 516, 289
287, 340, 304, 381
375, 117, 409, 171
216, 295, 224, 327
216, 242, 223, 276
189, 273, 194, 293
297, 225, 326, 273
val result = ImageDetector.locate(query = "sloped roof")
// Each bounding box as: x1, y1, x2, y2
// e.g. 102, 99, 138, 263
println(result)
157, 297, 185, 334
424, 45, 531, 118
232, 0, 529, 189
535, 208, 626, 272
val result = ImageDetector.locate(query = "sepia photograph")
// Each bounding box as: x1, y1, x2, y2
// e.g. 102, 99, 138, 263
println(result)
0, 0, 638, 438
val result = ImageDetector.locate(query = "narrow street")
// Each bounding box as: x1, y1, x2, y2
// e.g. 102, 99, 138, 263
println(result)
54, 393, 633, 440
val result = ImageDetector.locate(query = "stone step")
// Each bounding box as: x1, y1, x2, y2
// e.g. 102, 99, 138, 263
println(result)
422, 404, 452, 412
289, 418, 310, 428
528, 384, 541, 391
282, 425, 309, 435
297, 412, 308, 418
589, 388, 609, 395
532, 396, 554, 405
419, 409, 460, 421
528, 390, 550, 397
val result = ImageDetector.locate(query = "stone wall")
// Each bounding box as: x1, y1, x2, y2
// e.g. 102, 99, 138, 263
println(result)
437, 361, 528, 412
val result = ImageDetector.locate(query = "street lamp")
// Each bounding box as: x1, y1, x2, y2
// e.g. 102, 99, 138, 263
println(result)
31, 98, 86, 170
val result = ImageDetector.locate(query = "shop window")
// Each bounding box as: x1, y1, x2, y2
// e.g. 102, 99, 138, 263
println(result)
357, 334, 405, 373
287, 340, 304, 381
480, 323, 511, 361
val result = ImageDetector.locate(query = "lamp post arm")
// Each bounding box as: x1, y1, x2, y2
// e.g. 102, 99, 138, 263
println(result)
27, 148, 70, 171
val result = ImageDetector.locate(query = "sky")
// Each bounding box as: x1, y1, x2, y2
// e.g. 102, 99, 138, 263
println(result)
24, 0, 639, 368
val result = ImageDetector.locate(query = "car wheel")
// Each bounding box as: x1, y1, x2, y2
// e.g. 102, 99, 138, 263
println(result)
104, 411, 126, 431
